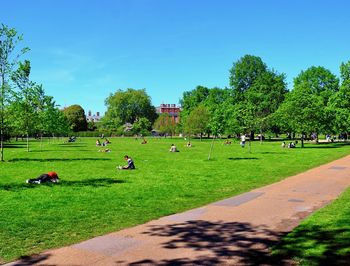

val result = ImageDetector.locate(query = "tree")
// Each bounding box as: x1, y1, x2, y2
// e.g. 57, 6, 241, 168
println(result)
245, 70, 287, 141
292, 66, 339, 136
185, 105, 210, 140
133, 117, 151, 136
229, 54, 267, 96
294, 66, 339, 105
328, 61, 350, 135
229, 55, 287, 139
10, 60, 35, 151
274, 87, 325, 147
0, 24, 29, 161
103, 88, 157, 130
63, 105, 88, 132
153, 113, 176, 137
180, 86, 209, 115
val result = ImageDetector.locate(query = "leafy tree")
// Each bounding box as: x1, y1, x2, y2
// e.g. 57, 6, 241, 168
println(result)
274, 87, 325, 147
153, 113, 176, 137
185, 105, 210, 140
87, 120, 97, 131
246, 70, 287, 140
292, 66, 339, 136
132, 117, 151, 136
103, 88, 157, 129
328, 61, 350, 134
0, 24, 29, 161
294, 66, 339, 105
63, 104, 88, 132
229, 55, 287, 139
10, 60, 36, 151
180, 85, 209, 114
229, 54, 267, 96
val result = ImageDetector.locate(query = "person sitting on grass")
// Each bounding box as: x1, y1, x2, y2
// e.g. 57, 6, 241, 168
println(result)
98, 148, 111, 152
141, 138, 147, 144
281, 141, 286, 148
224, 139, 232, 145
26, 172, 59, 184
186, 141, 192, 147
169, 144, 179, 152
288, 142, 296, 148
117, 155, 135, 170
96, 139, 101, 146
105, 138, 111, 144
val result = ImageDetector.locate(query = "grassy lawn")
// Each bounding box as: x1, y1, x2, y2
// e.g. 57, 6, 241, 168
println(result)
0, 137, 349, 263
272, 187, 350, 265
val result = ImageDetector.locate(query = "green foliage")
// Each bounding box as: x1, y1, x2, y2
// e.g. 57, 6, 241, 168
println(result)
185, 105, 210, 138
132, 117, 152, 136
274, 87, 325, 137
103, 88, 157, 129
1, 139, 350, 262
153, 113, 176, 136
229, 54, 267, 95
0, 24, 29, 161
294, 66, 339, 104
63, 105, 88, 132
328, 61, 350, 133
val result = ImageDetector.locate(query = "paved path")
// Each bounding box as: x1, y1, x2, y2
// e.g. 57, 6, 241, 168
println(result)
7, 155, 350, 265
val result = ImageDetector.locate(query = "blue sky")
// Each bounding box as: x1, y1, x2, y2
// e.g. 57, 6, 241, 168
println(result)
2, 0, 350, 114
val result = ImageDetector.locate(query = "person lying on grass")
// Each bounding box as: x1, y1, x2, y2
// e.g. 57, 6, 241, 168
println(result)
26, 172, 59, 184
117, 155, 135, 170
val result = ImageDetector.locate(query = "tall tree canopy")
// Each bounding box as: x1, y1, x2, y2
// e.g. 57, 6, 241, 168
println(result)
103, 88, 157, 129
229, 55, 287, 136
0, 24, 29, 161
229, 54, 267, 95
63, 104, 88, 132
293, 66, 339, 104
328, 61, 350, 134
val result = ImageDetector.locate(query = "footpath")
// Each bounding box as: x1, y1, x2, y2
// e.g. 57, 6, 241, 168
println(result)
6, 155, 350, 265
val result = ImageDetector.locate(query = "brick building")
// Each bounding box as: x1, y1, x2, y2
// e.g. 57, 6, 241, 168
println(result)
156, 104, 181, 123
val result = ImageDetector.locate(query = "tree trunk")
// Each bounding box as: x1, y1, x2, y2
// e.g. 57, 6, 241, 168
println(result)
40, 134, 43, 151
208, 136, 216, 160
301, 135, 304, 148
200, 133, 202, 141
26, 133, 29, 152
260, 127, 263, 145
0, 74, 4, 162
249, 139, 252, 153
250, 131, 254, 141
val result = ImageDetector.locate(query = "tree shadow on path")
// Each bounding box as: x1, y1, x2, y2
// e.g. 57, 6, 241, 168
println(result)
128, 220, 350, 265
128, 220, 286, 265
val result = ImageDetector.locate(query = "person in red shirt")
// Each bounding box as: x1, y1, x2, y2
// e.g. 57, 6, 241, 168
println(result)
26, 172, 59, 184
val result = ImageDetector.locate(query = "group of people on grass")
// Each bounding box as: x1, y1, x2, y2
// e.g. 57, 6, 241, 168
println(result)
281, 141, 298, 148
27, 135, 302, 184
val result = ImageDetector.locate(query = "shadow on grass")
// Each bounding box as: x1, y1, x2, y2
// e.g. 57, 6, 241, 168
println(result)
126, 220, 284, 265
259, 152, 285, 155
3, 144, 28, 148
271, 225, 350, 265
0, 178, 125, 191
228, 157, 259, 160
8, 158, 111, 162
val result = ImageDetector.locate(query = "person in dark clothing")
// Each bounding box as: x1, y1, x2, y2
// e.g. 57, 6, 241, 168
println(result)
26, 172, 59, 184
118, 155, 135, 170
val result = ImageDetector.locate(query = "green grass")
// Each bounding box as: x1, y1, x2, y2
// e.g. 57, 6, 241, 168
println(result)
271, 187, 350, 265
0, 137, 349, 263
